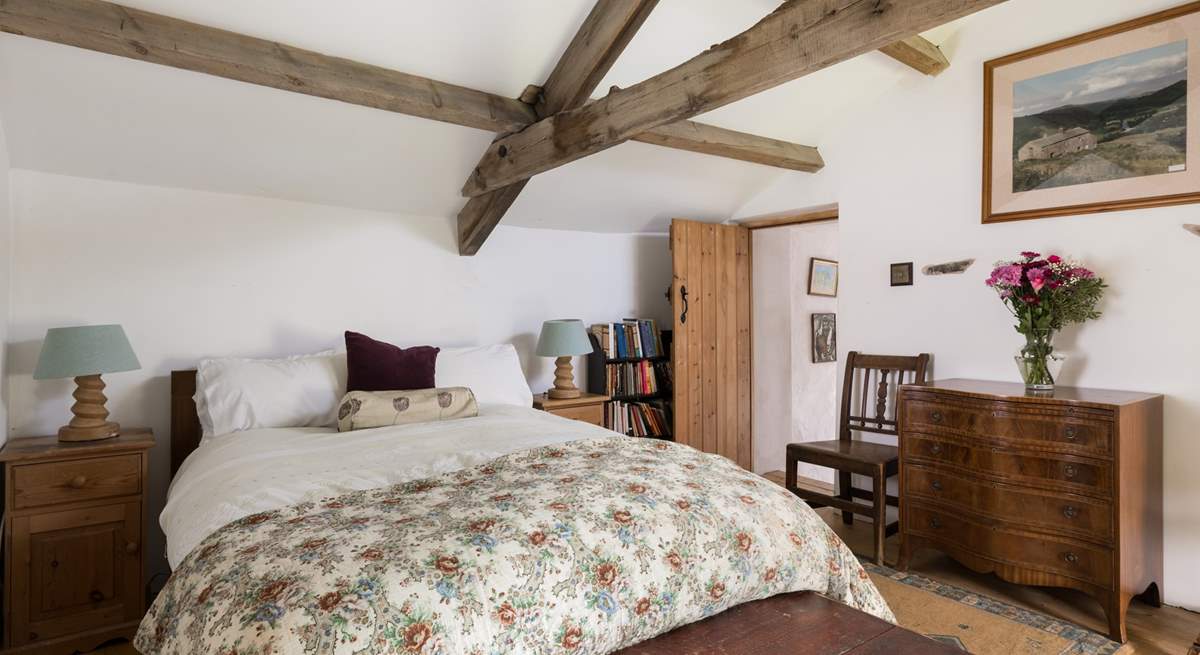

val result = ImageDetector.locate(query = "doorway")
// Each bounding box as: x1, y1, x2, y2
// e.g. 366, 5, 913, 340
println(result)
746, 207, 839, 485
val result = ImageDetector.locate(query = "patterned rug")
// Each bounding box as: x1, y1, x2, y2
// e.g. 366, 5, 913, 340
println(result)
865, 563, 1123, 654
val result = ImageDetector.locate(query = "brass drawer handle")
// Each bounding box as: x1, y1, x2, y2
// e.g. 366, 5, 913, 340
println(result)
1062, 552, 1079, 565
89, 590, 104, 602
929, 443, 943, 455
1063, 505, 1079, 519
930, 480, 943, 492
69, 475, 88, 489
1063, 464, 1078, 478
930, 411, 944, 423
1065, 426, 1079, 440
929, 517, 942, 529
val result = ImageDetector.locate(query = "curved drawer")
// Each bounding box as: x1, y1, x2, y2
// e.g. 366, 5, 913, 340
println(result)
903, 434, 1111, 498
906, 501, 1112, 588
904, 464, 1112, 543
902, 397, 1112, 456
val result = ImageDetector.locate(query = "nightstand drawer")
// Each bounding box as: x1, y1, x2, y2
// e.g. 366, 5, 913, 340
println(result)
551, 404, 604, 426
13, 454, 141, 509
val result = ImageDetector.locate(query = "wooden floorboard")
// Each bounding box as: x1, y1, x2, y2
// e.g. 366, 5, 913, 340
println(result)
762, 470, 1200, 655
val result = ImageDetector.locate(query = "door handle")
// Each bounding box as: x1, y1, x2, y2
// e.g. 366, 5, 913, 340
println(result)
679, 285, 689, 325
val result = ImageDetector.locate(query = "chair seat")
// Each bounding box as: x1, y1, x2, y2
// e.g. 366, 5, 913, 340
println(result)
787, 440, 899, 475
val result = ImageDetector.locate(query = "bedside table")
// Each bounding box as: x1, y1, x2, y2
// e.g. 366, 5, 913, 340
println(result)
0, 429, 154, 653
532, 393, 609, 427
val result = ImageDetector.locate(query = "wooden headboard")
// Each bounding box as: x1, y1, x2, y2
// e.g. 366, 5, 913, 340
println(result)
170, 370, 202, 477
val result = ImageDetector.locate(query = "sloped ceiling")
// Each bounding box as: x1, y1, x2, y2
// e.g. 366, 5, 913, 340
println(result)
0, 0, 963, 233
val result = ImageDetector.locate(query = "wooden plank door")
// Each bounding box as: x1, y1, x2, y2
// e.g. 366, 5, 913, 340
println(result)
670, 219, 751, 468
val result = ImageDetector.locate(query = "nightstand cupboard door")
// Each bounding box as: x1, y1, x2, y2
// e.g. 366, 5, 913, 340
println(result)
9, 501, 142, 646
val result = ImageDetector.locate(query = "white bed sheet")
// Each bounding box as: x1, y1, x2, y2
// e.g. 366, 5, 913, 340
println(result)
161, 404, 615, 568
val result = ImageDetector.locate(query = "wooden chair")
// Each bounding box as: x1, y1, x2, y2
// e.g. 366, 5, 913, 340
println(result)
785, 352, 930, 565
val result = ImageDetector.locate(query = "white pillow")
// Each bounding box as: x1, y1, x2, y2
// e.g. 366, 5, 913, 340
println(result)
435, 345, 532, 407
195, 350, 347, 437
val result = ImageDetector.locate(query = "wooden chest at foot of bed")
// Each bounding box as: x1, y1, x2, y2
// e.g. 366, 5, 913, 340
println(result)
896, 379, 1162, 644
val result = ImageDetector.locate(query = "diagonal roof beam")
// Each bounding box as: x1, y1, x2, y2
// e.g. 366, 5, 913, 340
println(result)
459, 0, 660, 256
462, 0, 1006, 198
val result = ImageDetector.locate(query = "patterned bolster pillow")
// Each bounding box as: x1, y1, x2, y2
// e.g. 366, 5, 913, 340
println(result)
336, 387, 478, 432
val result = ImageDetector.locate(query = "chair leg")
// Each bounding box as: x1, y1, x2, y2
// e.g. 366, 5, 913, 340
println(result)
839, 471, 853, 525
872, 469, 887, 566
785, 449, 797, 492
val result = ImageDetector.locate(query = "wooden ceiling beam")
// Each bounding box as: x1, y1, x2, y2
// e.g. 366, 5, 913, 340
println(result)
0, 0, 819, 180
632, 120, 823, 172
459, 0, 660, 256
0, 0, 537, 133
879, 35, 951, 76
462, 0, 1006, 197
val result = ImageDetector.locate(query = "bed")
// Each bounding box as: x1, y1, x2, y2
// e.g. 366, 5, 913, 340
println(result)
134, 369, 939, 654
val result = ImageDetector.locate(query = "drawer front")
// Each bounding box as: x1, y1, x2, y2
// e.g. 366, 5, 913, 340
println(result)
904, 464, 1112, 542
13, 454, 142, 509
552, 405, 604, 426
902, 397, 1112, 456
904, 434, 1111, 497
906, 502, 1112, 588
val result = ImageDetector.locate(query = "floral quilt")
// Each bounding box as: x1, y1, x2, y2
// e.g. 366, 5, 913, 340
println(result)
136, 436, 893, 654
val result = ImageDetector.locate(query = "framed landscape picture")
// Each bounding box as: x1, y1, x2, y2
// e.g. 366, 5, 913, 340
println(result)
983, 3, 1200, 223
808, 258, 838, 297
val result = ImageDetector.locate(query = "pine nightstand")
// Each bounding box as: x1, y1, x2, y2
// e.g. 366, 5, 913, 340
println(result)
532, 393, 609, 427
0, 429, 154, 653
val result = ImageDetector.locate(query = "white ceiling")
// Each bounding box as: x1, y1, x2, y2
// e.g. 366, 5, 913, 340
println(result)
0, 0, 965, 233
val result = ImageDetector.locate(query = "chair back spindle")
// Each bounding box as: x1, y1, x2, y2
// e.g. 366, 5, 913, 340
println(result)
840, 352, 930, 443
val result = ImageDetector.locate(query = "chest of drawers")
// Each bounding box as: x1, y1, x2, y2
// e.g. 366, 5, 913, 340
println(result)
897, 379, 1162, 643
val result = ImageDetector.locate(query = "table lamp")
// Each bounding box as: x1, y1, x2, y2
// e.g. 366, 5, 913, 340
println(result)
33, 324, 141, 442
536, 319, 594, 399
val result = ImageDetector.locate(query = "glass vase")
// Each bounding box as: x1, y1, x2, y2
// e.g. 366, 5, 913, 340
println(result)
1014, 331, 1066, 392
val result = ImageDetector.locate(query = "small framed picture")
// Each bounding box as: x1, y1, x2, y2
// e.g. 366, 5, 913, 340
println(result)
808, 258, 839, 297
890, 262, 914, 287
812, 313, 837, 363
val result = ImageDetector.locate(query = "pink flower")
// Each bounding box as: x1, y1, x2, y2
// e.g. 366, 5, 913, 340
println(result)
1021, 294, 1040, 305
996, 264, 1022, 286
1047, 255, 1062, 264
1020, 251, 1041, 259
1026, 267, 1048, 292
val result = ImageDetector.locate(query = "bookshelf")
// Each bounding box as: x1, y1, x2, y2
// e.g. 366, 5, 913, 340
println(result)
586, 320, 673, 440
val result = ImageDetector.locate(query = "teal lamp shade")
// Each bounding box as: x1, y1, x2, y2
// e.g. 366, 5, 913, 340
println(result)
536, 320, 593, 357
34, 325, 141, 380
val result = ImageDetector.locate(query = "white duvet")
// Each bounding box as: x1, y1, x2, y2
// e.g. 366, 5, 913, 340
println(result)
162, 404, 615, 568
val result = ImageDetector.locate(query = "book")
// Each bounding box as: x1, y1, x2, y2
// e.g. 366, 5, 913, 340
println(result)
605, 400, 671, 438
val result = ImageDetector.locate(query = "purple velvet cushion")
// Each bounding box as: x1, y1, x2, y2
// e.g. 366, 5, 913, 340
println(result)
344, 331, 439, 392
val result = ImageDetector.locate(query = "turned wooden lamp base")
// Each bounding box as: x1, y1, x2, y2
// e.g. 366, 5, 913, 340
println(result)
57, 374, 122, 442
546, 355, 582, 399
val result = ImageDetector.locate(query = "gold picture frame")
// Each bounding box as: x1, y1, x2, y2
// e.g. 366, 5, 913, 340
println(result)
983, 2, 1200, 223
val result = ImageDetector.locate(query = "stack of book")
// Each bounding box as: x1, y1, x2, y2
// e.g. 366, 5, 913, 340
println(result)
607, 401, 670, 438
604, 360, 660, 397
590, 319, 664, 359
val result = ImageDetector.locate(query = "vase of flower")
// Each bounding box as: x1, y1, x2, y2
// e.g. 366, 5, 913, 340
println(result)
1014, 329, 1065, 391
987, 251, 1105, 393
